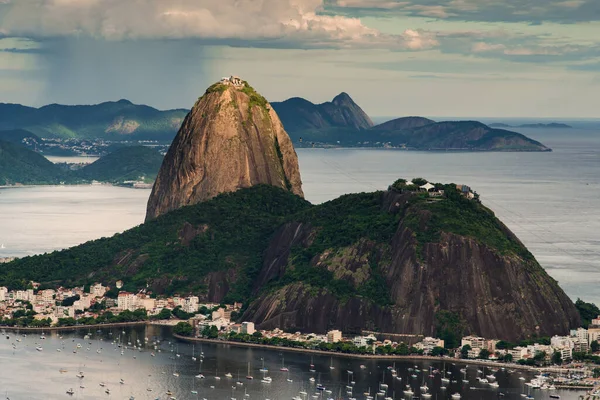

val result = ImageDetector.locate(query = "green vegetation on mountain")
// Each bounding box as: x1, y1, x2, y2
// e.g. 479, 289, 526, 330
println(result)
0, 100, 187, 141
0, 181, 579, 339
76, 146, 163, 183
575, 298, 600, 328
0, 142, 163, 185
402, 184, 534, 260
0, 183, 514, 294
0, 186, 311, 297
0, 140, 67, 185
0, 129, 41, 145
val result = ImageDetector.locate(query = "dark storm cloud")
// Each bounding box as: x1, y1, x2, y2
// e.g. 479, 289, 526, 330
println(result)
326, 0, 600, 24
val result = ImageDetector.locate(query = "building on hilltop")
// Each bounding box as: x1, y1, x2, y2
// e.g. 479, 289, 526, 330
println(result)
220, 75, 244, 86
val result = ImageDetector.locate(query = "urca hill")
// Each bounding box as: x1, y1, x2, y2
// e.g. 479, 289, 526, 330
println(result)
2, 79, 579, 342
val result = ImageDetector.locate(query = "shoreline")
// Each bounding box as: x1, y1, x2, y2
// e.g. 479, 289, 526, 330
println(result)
172, 333, 536, 372
0, 321, 148, 332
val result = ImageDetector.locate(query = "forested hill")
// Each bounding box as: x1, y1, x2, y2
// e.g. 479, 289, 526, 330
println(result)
76, 146, 163, 183
0, 140, 66, 185
0, 143, 163, 185
1, 183, 579, 341
0, 100, 187, 141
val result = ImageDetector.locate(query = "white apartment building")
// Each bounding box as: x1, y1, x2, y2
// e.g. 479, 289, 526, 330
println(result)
0, 287, 7, 301
551, 335, 574, 348
241, 321, 255, 335
508, 346, 528, 360
183, 296, 199, 313
90, 283, 107, 297
353, 334, 377, 347
137, 297, 156, 312
38, 289, 55, 304
15, 289, 34, 302
555, 346, 573, 361
415, 337, 445, 354
117, 292, 137, 311
54, 306, 75, 318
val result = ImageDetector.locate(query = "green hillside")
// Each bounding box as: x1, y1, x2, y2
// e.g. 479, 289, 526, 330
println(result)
0, 183, 579, 340
0, 100, 187, 141
0, 186, 311, 297
76, 146, 164, 183
0, 184, 536, 296
0, 140, 67, 185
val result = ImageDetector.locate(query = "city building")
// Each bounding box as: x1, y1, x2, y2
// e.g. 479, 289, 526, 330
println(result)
241, 322, 255, 335
415, 337, 445, 354
117, 292, 137, 312
327, 330, 342, 343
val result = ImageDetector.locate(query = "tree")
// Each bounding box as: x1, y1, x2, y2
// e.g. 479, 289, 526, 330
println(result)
575, 298, 600, 328
391, 178, 407, 190
431, 346, 446, 356
533, 351, 547, 362
495, 340, 514, 350
551, 351, 562, 365
172, 306, 194, 320
503, 353, 513, 363
591, 340, 599, 353
478, 349, 490, 360
461, 345, 471, 359
153, 308, 171, 320
412, 177, 428, 186
173, 322, 193, 337
61, 294, 80, 307
593, 367, 600, 379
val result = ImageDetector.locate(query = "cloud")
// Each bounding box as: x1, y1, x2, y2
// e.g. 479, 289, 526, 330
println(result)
328, 0, 600, 23
0, 0, 437, 50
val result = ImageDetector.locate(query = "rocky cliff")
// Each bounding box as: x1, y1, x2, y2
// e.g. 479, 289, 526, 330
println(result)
241, 188, 579, 341
145, 81, 303, 221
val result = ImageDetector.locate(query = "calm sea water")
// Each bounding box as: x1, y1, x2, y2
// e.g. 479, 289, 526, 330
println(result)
0, 326, 562, 400
0, 128, 598, 304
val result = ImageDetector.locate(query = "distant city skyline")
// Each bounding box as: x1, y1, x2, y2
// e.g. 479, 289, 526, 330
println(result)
1, 0, 599, 118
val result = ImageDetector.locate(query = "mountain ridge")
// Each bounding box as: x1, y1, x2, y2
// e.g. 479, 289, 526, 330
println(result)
0, 100, 188, 141
270, 92, 373, 132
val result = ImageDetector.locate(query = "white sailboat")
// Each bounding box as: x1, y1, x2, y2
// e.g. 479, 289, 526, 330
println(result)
246, 362, 253, 380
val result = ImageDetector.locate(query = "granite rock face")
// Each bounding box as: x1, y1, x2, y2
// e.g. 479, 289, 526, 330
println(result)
241, 191, 580, 341
146, 82, 303, 221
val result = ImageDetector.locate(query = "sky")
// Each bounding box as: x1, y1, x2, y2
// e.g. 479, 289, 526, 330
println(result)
0, 0, 599, 118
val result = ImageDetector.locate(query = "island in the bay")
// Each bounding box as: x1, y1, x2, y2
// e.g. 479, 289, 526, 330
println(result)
1, 77, 583, 348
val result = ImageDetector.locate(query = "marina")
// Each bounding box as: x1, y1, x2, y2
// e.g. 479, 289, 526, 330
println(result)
0, 325, 588, 400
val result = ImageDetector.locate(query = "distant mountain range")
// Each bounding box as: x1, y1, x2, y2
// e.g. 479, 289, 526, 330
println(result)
0, 95, 551, 151
489, 122, 572, 129
0, 143, 163, 186
270, 95, 549, 151
0, 100, 187, 141
270, 92, 374, 132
